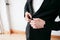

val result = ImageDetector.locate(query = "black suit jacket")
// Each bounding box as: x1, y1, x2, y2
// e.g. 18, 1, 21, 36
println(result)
24, 0, 60, 30
24, 0, 60, 40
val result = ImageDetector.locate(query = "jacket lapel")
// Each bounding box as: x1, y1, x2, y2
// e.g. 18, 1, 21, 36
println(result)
34, 0, 46, 14
28, 0, 49, 16
28, 0, 34, 15
28, 0, 46, 15
33, 0, 50, 16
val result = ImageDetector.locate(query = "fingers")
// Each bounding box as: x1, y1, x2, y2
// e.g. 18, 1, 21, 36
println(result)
33, 18, 45, 25
25, 12, 32, 19
27, 13, 32, 19
25, 12, 32, 22
30, 20, 38, 29
30, 20, 44, 29
30, 18, 45, 29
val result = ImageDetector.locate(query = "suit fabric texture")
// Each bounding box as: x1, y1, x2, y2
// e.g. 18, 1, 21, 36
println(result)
24, 0, 60, 40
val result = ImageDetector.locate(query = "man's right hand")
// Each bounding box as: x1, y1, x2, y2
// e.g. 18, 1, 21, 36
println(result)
25, 12, 32, 22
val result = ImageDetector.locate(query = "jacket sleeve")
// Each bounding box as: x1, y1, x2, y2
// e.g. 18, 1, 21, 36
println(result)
24, 1, 29, 17
45, 9, 60, 30
45, 21, 60, 30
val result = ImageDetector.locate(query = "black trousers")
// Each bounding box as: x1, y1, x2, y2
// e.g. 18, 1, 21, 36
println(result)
26, 23, 51, 40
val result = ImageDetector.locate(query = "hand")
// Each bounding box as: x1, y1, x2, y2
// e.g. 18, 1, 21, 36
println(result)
30, 18, 45, 29
25, 12, 32, 22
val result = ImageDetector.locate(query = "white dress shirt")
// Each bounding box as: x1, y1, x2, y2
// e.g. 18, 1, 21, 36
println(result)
33, 0, 44, 13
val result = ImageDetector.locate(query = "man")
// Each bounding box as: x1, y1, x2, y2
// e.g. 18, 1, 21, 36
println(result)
24, 0, 60, 40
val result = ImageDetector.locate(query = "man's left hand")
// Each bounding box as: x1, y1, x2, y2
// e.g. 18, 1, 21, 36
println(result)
30, 18, 46, 29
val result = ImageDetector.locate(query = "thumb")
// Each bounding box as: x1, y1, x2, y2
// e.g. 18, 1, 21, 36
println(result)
28, 13, 32, 19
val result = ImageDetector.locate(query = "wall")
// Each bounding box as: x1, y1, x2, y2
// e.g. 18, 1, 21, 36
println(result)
0, 0, 10, 32
8, 0, 27, 31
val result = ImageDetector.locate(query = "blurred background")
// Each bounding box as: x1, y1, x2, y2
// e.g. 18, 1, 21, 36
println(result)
0, 0, 60, 40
